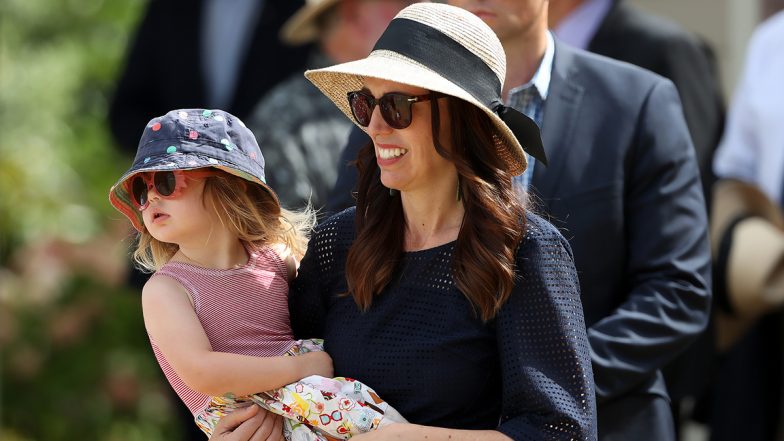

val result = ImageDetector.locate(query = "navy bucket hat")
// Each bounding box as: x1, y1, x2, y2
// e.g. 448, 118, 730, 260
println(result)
109, 108, 279, 231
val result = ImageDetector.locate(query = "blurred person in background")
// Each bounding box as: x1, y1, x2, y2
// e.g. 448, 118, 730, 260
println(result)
708, 10, 784, 441
327, 0, 712, 439
451, 1, 711, 439
546, 0, 725, 431
108, 0, 309, 155
247, 0, 414, 211
108, 0, 309, 285
548, 0, 725, 193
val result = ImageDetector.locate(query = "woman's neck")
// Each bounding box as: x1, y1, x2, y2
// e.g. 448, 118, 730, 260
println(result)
400, 184, 465, 252
173, 234, 248, 270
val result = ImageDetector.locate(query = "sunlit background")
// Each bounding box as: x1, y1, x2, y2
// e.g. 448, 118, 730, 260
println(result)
1, 0, 184, 439
1, 0, 782, 439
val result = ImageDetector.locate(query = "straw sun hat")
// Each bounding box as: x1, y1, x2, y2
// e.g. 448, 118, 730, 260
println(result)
304, 2, 545, 176
280, 0, 340, 45
711, 179, 784, 319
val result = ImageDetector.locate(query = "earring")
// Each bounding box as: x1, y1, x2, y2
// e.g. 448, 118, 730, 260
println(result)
456, 176, 463, 201
389, 188, 398, 197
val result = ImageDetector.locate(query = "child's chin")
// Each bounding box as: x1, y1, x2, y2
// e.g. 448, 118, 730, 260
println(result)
148, 228, 177, 244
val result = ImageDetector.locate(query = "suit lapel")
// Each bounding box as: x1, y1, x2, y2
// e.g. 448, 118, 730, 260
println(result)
532, 41, 585, 209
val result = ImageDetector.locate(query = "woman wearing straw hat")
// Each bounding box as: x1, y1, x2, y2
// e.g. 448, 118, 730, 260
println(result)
212, 3, 596, 440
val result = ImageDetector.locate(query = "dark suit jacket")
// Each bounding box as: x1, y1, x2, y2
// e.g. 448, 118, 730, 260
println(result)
533, 42, 711, 439
326, 42, 712, 440
589, 1, 723, 404
108, 0, 310, 153
589, 0, 724, 191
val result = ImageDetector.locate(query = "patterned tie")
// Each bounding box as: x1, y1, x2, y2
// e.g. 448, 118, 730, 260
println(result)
507, 85, 544, 190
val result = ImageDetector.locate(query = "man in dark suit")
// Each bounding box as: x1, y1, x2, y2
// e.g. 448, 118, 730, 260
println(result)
548, 0, 724, 416
327, 1, 712, 439
108, 0, 310, 154
549, 0, 724, 196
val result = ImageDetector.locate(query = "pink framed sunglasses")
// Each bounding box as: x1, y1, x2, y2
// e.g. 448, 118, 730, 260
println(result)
126, 169, 215, 211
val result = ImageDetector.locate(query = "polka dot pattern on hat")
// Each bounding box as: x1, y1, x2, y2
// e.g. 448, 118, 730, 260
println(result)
108, 108, 279, 232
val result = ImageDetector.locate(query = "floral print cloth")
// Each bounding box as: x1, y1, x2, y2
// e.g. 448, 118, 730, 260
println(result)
195, 339, 406, 439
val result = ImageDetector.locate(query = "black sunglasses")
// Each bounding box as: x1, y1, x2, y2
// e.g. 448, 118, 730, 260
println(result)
347, 90, 443, 129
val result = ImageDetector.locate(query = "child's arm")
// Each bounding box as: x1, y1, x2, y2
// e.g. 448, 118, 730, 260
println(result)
142, 275, 333, 397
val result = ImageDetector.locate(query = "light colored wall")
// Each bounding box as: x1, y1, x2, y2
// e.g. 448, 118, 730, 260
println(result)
628, 0, 761, 100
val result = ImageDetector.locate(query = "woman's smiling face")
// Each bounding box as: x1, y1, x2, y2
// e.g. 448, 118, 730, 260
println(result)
363, 77, 456, 194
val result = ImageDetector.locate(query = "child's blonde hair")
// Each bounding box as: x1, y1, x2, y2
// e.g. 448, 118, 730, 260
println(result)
133, 170, 316, 272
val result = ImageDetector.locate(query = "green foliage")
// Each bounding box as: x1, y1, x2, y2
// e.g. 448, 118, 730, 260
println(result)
2, 279, 182, 440
1, 0, 186, 438
0, 0, 141, 248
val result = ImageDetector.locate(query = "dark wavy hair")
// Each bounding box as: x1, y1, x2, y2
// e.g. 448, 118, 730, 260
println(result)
345, 94, 527, 321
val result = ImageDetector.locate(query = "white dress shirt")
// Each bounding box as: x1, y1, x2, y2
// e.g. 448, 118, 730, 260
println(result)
713, 11, 784, 205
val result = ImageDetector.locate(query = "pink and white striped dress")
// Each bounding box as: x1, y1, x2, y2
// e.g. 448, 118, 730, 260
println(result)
149, 245, 296, 416
148, 245, 404, 440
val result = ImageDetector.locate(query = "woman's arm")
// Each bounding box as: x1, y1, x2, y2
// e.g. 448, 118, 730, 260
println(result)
142, 275, 333, 397
493, 217, 597, 440
352, 424, 511, 440
209, 409, 511, 441
289, 210, 351, 339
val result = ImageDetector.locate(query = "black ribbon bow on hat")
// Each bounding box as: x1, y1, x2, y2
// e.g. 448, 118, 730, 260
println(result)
492, 102, 548, 166
372, 17, 548, 167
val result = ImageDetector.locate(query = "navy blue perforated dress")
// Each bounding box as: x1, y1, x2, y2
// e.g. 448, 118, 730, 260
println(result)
290, 208, 597, 440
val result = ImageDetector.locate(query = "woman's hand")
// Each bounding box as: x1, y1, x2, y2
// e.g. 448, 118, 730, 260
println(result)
210, 405, 284, 441
299, 351, 334, 378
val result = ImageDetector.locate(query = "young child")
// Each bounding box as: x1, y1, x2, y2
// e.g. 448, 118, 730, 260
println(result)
109, 109, 404, 439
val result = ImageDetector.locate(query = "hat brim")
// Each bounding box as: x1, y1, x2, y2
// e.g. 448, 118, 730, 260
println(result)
305, 50, 528, 175
711, 179, 784, 254
711, 179, 784, 317
109, 153, 280, 232
280, 0, 340, 45
725, 218, 784, 317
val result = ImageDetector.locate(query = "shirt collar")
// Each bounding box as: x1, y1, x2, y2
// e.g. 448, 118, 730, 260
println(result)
552, 0, 613, 50
507, 31, 555, 101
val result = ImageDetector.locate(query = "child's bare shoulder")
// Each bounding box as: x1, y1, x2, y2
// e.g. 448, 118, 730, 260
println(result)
143, 272, 181, 294
142, 273, 192, 309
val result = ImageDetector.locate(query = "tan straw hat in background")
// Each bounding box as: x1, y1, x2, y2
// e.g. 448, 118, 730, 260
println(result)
280, 0, 341, 45
711, 179, 784, 320
303, 2, 545, 176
